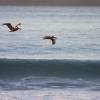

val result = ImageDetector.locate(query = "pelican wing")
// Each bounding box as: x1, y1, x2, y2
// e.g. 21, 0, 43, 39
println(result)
2, 23, 14, 30
43, 36, 51, 39
51, 38, 56, 45
15, 23, 21, 27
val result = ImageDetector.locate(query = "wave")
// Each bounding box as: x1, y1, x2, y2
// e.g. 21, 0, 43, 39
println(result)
0, 59, 100, 79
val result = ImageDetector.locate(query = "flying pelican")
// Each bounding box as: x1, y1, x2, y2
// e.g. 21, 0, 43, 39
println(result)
43, 36, 57, 45
2, 23, 21, 32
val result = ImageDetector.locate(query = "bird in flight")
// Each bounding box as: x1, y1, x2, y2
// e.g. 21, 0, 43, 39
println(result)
2, 23, 21, 32
43, 36, 57, 45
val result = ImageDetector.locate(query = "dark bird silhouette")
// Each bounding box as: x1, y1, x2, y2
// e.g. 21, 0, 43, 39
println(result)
2, 23, 21, 32
43, 36, 56, 45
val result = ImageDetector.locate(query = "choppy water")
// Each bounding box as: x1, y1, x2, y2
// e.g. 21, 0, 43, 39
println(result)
0, 6, 100, 100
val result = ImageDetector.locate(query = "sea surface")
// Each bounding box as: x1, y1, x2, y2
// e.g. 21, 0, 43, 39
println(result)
0, 6, 100, 100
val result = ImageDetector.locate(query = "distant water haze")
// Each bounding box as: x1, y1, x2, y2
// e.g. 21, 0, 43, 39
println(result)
0, 0, 100, 6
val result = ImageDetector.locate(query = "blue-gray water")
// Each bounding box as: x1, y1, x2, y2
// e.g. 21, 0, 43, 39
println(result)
0, 6, 100, 100
0, 6, 100, 59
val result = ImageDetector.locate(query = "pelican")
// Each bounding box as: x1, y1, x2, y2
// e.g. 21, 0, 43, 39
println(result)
43, 36, 56, 45
2, 23, 21, 32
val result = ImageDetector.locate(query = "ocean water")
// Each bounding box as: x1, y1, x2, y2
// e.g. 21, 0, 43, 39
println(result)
0, 6, 100, 100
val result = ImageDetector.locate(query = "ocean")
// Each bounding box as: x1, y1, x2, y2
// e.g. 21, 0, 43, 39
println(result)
0, 6, 100, 100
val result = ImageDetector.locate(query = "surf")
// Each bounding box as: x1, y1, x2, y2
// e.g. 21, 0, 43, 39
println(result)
0, 59, 100, 79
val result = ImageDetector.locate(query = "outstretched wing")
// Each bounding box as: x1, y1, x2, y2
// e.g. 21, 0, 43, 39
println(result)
15, 23, 21, 27
51, 38, 56, 45
43, 36, 51, 39
2, 23, 14, 30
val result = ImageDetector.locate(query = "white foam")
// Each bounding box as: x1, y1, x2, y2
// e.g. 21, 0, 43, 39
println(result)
0, 89, 100, 100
